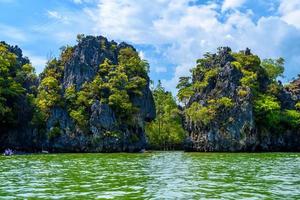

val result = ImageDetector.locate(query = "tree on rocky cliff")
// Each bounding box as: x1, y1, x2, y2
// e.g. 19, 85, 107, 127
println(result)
181, 47, 300, 152
146, 81, 186, 150
35, 58, 64, 125
177, 76, 193, 106
35, 36, 152, 140
0, 43, 37, 128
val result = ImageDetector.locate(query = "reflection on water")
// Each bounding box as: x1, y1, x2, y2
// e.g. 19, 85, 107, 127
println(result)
0, 152, 299, 199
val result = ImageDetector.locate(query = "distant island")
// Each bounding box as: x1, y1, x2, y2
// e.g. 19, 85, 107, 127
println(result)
1, 35, 299, 153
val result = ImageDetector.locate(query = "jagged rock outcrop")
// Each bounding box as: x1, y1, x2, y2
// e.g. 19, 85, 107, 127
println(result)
184, 48, 256, 151
0, 36, 155, 153
184, 47, 300, 152
43, 36, 155, 152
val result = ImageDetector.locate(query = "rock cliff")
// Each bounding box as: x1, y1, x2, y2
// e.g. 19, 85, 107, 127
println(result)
1, 36, 155, 152
44, 36, 155, 152
183, 47, 300, 152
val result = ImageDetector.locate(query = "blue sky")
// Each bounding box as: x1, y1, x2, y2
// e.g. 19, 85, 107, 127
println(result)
1, 0, 300, 93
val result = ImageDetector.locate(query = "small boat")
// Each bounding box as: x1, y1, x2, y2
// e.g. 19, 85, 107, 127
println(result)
3, 149, 14, 156
41, 150, 49, 154
139, 149, 146, 153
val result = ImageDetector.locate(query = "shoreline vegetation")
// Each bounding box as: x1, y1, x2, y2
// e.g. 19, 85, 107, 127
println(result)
1, 35, 300, 153
2, 149, 300, 156
3, 149, 300, 155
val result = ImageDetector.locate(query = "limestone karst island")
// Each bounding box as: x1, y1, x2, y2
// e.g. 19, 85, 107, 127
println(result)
0, 0, 300, 199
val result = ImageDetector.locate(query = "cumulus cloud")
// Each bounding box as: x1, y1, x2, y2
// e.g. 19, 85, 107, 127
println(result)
69, 0, 299, 92
71, 0, 96, 4
222, 0, 247, 12
20, 0, 300, 92
279, 0, 300, 29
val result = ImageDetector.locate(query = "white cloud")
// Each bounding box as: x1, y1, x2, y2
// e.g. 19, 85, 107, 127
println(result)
22, 0, 300, 94
47, 10, 70, 24
222, 0, 247, 12
31, 9, 95, 44
279, 0, 300, 29
72, 0, 96, 4
73, 0, 83, 3
0, 23, 27, 43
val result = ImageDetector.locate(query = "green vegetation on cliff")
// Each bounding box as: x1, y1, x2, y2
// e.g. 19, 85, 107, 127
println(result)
178, 47, 300, 137
232, 52, 300, 132
35, 58, 64, 123
36, 42, 150, 137
1, 38, 300, 152
0, 43, 37, 128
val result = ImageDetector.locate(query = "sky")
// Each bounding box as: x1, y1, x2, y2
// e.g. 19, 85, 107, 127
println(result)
1, 0, 300, 94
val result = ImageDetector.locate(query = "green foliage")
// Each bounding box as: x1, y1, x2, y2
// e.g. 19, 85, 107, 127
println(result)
109, 90, 133, 115
254, 95, 280, 113
240, 70, 257, 89
89, 47, 148, 121
48, 126, 61, 140
0, 43, 37, 126
65, 85, 76, 103
232, 52, 263, 91
281, 110, 300, 129
177, 64, 219, 105
295, 102, 300, 110
60, 46, 74, 65
181, 48, 299, 136
216, 97, 234, 108
110, 44, 117, 51
177, 86, 194, 106
100, 39, 106, 50
76, 34, 85, 43
185, 102, 216, 126
60, 46, 149, 130
232, 51, 300, 132
64, 83, 91, 131
232, 52, 261, 72
177, 77, 191, 90
146, 82, 186, 150
254, 94, 281, 129
238, 88, 248, 98
261, 58, 284, 81
194, 68, 220, 91
35, 59, 64, 123
118, 47, 149, 76
69, 106, 88, 129
36, 76, 62, 113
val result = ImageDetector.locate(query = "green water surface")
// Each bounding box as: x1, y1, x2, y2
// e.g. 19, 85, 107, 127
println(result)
0, 152, 299, 199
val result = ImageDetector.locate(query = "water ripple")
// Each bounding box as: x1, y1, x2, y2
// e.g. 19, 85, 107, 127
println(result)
0, 152, 299, 199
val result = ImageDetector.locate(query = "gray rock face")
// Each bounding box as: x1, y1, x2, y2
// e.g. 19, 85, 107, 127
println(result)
63, 36, 134, 90
90, 100, 116, 132
44, 36, 155, 152
185, 48, 256, 151
1, 36, 155, 153
132, 83, 156, 122
184, 47, 300, 152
